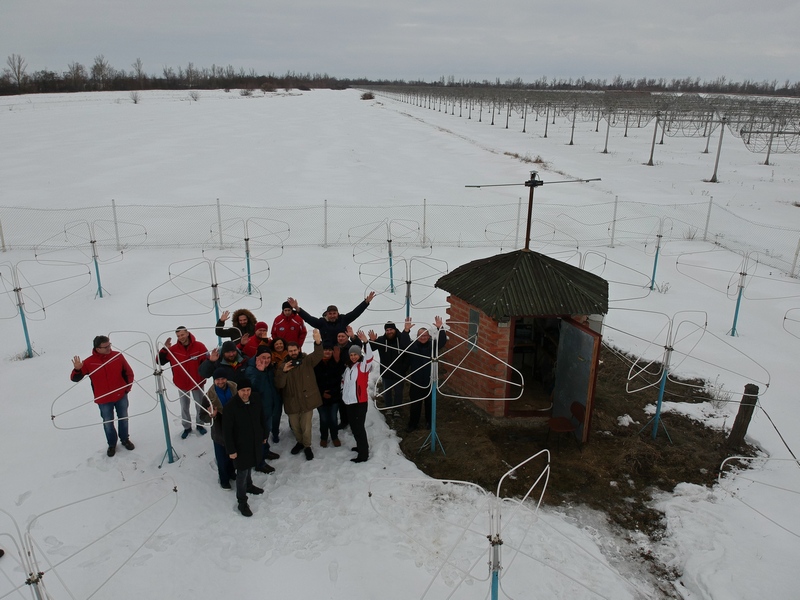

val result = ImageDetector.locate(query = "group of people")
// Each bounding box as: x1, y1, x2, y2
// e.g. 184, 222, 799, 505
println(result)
70, 293, 447, 517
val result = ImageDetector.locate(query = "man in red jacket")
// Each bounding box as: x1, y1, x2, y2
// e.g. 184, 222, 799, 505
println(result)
71, 335, 135, 457
158, 326, 209, 439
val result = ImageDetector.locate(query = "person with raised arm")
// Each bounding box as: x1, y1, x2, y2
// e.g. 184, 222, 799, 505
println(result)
368, 320, 412, 418
341, 330, 374, 463
71, 335, 135, 457
403, 316, 447, 433
274, 329, 324, 461
286, 292, 375, 347
214, 308, 257, 344
158, 326, 209, 439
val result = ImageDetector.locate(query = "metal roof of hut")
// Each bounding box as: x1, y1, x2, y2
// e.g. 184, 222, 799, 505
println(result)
435, 249, 609, 320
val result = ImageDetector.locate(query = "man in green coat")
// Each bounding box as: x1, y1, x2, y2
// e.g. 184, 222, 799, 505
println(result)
274, 329, 323, 461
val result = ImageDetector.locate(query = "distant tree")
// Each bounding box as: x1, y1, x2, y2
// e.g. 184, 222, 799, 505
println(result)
91, 54, 113, 90
5, 53, 28, 92
162, 65, 178, 88
185, 62, 196, 87
65, 61, 87, 91
132, 57, 146, 89
30, 69, 60, 93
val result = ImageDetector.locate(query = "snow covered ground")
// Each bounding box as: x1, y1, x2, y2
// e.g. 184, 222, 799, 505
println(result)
0, 88, 798, 599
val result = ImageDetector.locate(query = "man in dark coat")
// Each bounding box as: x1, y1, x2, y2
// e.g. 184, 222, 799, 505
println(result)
332, 326, 360, 429
369, 320, 412, 415
206, 370, 237, 489
222, 379, 267, 517
245, 347, 282, 473
314, 343, 346, 447
287, 292, 375, 347
404, 316, 447, 432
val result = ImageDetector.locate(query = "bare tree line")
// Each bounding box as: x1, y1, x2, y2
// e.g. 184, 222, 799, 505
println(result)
3, 53, 799, 98
1, 54, 350, 95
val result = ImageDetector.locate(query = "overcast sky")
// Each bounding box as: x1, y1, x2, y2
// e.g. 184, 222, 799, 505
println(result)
3, 0, 798, 84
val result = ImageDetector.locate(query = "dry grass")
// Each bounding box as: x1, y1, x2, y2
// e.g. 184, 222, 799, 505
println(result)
503, 151, 549, 167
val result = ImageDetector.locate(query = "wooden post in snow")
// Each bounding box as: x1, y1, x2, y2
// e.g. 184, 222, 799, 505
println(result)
727, 383, 759, 448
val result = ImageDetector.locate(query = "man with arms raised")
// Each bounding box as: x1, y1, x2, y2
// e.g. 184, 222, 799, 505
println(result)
287, 292, 375, 347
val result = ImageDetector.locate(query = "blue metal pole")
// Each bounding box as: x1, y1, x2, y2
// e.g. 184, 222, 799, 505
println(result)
651, 346, 672, 440
650, 235, 662, 291
18, 305, 33, 359
430, 380, 438, 453
388, 238, 395, 294
730, 276, 744, 337
93, 255, 104, 298
156, 374, 178, 465
245, 238, 252, 295
211, 260, 222, 345
214, 295, 222, 346
651, 368, 668, 439
13, 278, 33, 358
489, 518, 501, 600
424, 344, 445, 455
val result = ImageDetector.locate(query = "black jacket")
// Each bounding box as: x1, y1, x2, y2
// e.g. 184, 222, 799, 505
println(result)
223, 393, 267, 470
314, 355, 346, 406
405, 329, 448, 388
298, 300, 369, 347
372, 330, 411, 379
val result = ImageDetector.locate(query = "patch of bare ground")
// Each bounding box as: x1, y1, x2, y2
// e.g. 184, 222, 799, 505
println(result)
388, 344, 758, 586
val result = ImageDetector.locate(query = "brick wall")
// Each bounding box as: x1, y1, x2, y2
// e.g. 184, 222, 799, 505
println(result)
444, 295, 512, 417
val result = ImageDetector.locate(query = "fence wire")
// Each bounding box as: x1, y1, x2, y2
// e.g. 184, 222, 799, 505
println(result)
1, 198, 799, 277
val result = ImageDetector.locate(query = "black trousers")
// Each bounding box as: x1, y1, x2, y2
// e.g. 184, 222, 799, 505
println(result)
345, 402, 369, 459
235, 468, 253, 504
408, 384, 431, 428
338, 397, 349, 428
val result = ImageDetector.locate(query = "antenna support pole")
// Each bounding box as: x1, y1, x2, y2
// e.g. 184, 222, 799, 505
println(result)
523, 172, 543, 250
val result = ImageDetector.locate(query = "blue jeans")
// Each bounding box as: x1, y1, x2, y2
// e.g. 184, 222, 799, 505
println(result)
98, 395, 129, 448
317, 404, 339, 442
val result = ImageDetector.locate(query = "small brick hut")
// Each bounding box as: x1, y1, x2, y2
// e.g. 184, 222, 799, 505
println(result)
435, 249, 608, 440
